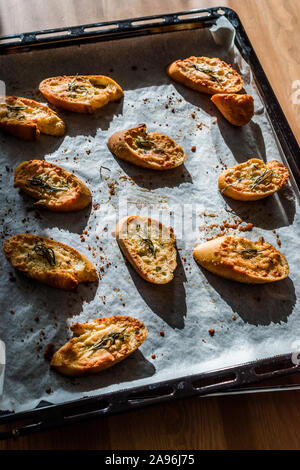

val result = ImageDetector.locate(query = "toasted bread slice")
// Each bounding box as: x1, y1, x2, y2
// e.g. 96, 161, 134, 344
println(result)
193, 235, 289, 284
14, 160, 92, 211
211, 93, 254, 126
166, 56, 243, 95
39, 75, 124, 114
3, 234, 98, 291
218, 158, 289, 201
0, 96, 66, 140
116, 216, 177, 284
107, 124, 186, 170
50, 316, 147, 377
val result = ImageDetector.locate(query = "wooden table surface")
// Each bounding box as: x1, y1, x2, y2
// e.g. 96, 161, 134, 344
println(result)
1, 0, 300, 450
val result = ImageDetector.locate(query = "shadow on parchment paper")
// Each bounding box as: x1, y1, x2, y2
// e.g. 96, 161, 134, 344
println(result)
122, 251, 187, 330
171, 81, 217, 117
200, 268, 296, 326
11, 269, 99, 317
37, 204, 92, 234
168, 82, 268, 167
51, 349, 155, 393
0, 133, 65, 165
17, 192, 93, 234
221, 185, 296, 229
57, 99, 124, 138
216, 119, 267, 163
111, 152, 193, 190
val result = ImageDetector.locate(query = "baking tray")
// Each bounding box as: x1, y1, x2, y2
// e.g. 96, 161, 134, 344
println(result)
0, 6, 300, 439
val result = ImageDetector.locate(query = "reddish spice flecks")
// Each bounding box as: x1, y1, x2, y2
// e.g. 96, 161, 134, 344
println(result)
151, 354, 156, 359
208, 328, 215, 337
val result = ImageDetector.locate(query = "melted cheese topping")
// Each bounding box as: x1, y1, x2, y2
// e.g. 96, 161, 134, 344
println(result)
125, 126, 185, 169
177, 56, 243, 92
15, 238, 84, 273
6, 235, 86, 276
126, 218, 176, 282
43, 76, 119, 106
71, 323, 139, 361
216, 236, 288, 280
51, 317, 147, 375
220, 159, 288, 195
17, 161, 78, 203
0, 97, 65, 135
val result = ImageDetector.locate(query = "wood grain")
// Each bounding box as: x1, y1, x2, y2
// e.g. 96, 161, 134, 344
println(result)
0, 0, 300, 450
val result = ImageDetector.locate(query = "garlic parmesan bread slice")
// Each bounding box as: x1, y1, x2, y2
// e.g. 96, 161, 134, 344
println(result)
51, 316, 147, 377
116, 216, 177, 284
166, 56, 243, 95
3, 234, 98, 291
107, 124, 186, 170
193, 236, 289, 284
0, 96, 65, 140
39, 75, 124, 114
218, 158, 289, 201
14, 160, 92, 211
211, 93, 254, 126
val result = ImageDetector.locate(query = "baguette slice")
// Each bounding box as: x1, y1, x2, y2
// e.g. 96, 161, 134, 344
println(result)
50, 316, 147, 377
39, 75, 124, 114
14, 160, 92, 211
3, 234, 98, 291
218, 158, 289, 201
193, 235, 289, 284
0, 96, 66, 140
107, 124, 186, 170
166, 56, 243, 95
116, 216, 177, 284
211, 93, 254, 126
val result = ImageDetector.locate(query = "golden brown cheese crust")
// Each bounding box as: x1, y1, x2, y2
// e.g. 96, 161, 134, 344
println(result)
211, 93, 254, 126
39, 75, 124, 114
0, 96, 66, 140
107, 124, 186, 170
50, 316, 147, 376
3, 234, 98, 291
14, 160, 92, 212
218, 158, 289, 201
193, 235, 289, 284
166, 56, 243, 95
116, 216, 177, 284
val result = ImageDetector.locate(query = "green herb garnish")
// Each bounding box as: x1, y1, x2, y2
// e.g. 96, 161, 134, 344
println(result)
249, 170, 275, 190
233, 246, 271, 258
6, 105, 27, 112
139, 235, 157, 257
29, 176, 69, 192
100, 166, 111, 179
33, 243, 56, 266
88, 328, 129, 351
221, 177, 243, 194
68, 76, 88, 95
134, 136, 164, 154
188, 62, 223, 83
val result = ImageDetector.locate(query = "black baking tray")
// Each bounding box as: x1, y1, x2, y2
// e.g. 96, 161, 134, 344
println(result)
0, 6, 300, 440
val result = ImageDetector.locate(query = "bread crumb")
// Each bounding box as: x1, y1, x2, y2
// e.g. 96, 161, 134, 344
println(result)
44, 343, 55, 362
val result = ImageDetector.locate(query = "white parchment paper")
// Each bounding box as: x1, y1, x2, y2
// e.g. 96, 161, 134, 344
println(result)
0, 18, 300, 413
